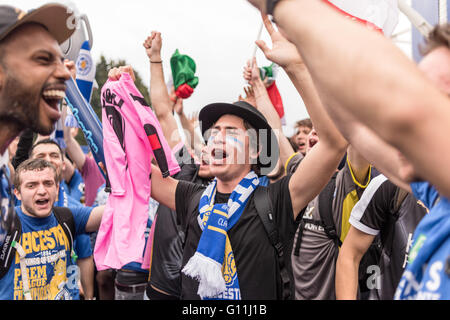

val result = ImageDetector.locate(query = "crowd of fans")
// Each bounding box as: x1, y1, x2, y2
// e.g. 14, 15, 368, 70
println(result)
0, 0, 448, 301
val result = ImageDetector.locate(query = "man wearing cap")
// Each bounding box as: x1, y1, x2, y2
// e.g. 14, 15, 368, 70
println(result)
0, 3, 75, 245
136, 71, 347, 298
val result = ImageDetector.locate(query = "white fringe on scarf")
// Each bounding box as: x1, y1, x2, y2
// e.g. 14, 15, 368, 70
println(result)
182, 252, 226, 298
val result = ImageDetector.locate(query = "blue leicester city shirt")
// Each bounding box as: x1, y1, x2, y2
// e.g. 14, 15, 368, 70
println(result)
395, 182, 450, 300
0, 206, 92, 300
64, 170, 85, 203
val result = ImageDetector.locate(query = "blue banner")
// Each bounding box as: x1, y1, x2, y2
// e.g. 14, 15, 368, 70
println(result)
65, 77, 106, 179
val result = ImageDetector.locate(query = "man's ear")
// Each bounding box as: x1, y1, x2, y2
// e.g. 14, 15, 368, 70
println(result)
55, 182, 60, 197
13, 187, 21, 201
61, 158, 66, 173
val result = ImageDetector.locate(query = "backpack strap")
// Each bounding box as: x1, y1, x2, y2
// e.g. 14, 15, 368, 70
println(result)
52, 207, 76, 261
293, 219, 305, 257
0, 212, 21, 279
254, 185, 292, 300
292, 217, 322, 256
0, 207, 77, 280
393, 188, 409, 215
294, 173, 340, 257
383, 187, 410, 258
318, 173, 341, 247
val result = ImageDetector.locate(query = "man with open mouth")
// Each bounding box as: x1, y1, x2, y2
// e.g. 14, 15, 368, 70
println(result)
145, 96, 347, 299
0, 158, 104, 300
0, 3, 75, 259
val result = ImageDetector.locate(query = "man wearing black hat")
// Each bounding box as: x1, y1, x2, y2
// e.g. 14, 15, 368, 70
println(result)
144, 93, 347, 299
0, 2, 75, 276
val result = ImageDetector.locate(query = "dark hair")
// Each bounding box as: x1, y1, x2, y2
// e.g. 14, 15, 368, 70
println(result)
14, 158, 59, 191
421, 23, 450, 55
243, 120, 261, 176
29, 138, 63, 160
295, 118, 312, 130
207, 117, 264, 176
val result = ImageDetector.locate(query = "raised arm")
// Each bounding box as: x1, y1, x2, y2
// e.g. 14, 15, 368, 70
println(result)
256, 13, 412, 192
252, 14, 348, 217
249, 0, 450, 197
323, 105, 412, 192
173, 99, 205, 160
150, 164, 179, 211
62, 104, 87, 170
254, 14, 345, 152
243, 57, 294, 174
143, 31, 182, 150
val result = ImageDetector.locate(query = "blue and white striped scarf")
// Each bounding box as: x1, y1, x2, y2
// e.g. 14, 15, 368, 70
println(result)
182, 171, 260, 299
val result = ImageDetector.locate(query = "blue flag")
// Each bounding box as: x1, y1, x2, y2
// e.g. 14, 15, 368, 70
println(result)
76, 41, 96, 103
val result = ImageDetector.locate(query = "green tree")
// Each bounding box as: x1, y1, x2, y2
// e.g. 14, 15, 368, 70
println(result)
75, 54, 151, 145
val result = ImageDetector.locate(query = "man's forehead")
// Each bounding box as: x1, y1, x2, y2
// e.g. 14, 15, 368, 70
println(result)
20, 167, 54, 181
296, 125, 311, 131
214, 114, 245, 127
32, 143, 62, 155
4, 23, 62, 55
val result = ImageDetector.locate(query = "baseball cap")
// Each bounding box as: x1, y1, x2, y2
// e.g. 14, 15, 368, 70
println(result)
0, 3, 75, 44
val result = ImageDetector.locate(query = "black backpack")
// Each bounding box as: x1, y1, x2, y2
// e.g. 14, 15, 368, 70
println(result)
293, 173, 341, 258
0, 207, 76, 279
253, 185, 301, 300
291, 173, 384, 295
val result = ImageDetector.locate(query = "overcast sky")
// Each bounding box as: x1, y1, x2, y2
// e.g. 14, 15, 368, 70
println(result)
7, 0, 413, 136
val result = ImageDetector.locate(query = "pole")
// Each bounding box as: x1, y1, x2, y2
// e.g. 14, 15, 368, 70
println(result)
252, 22, 264, 58
398, 0, 433, 37
439, 0, 448, 24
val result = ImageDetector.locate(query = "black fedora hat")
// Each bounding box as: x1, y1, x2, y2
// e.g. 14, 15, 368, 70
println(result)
199, 101, 279, 176
0, 3, 75, 45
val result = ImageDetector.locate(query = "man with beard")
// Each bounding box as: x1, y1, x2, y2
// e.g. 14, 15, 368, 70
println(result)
0, 4, 74, 246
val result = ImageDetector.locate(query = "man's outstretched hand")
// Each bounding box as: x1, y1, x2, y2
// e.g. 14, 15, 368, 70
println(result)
255, 14, 304, 70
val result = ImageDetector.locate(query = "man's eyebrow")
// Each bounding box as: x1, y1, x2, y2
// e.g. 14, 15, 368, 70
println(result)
34, 49, 64, 62
34, 49, 54, 57
213, 125, 239, 130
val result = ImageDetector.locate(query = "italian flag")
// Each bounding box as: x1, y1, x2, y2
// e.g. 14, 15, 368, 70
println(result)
260, 63, 285, 125
170, 49, 199, 99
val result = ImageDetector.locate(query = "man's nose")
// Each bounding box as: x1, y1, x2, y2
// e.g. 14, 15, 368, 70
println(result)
54, 59, 71, 82
36, 183, 48, 194
208, 131, 224, 146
